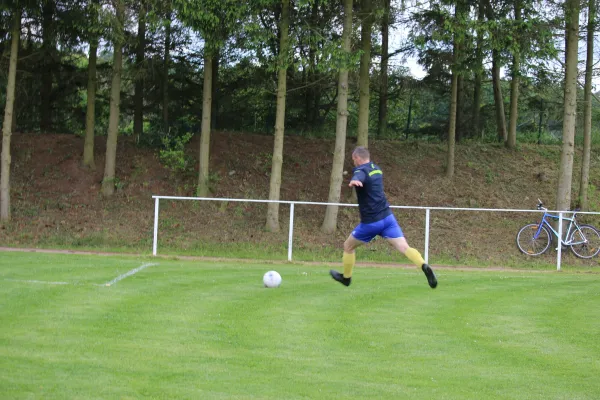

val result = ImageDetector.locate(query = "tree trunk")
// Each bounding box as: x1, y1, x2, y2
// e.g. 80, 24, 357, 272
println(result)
162, 4, 171, 127
491, 49, 507, 142
133, 1, 146, 140
482, 0, 507, 143
305, 0, 319, 128
1, 10, 20, 222
83, 0, 99, 169
456, 74, 464, 142
211, 52, 219, 130
447, 1, 466, 176
556, 0, 580, 211
40, 0, 54, 132
82, 38, 98, 169
11, 99, 17, 134
304, 71, 314, 127
453, 0, 468, 143
405, 92, 413, 138
472, 2, 484, 138
322, 0, 353, 234
356, 0, 372, 148
101, 0, 125, 197
378, 0, 390, 138
507, 56, 520, 149
304, 69, 313, 127
537, 99, 544, 145
578, 0, 594, 211
506, 0, 521, 149
197, 52, 213, 197
473, 72, 482, 139
266, 0, 290, 232
447, 43, 458, 179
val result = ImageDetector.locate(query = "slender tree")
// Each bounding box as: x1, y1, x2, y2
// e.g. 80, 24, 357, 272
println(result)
211, 51, 219, 130
306, 0, 327, 128
322, 0, 353, 234
266, 0, 291, 232
577, 0, 595, 210
83, 0, 100, 170
40, 0, 55, 132
83, 40, 98, 169
456, 75, 464, 142
447, 71, 458, 178
556, 0, 580, 211
454, 0, 468, 143
197, 51, 213, 196
101, 0, 126, 197
378, 0, 390, 137
162, 1, 171, 126
483, 0, 508, 143
1, 8, 20, 222
491, 54, 508, 142
133, 0, 147, 140
356, 0, 373, 148
506, 0, 522, 149
472, 2, 484, 138
447, 0, 465, 178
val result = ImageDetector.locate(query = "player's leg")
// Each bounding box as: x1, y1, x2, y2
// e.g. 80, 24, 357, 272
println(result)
382, 215, 437, 289
330, 224, 373, 286
387, 237, 422, 264
342, 234, 364, 278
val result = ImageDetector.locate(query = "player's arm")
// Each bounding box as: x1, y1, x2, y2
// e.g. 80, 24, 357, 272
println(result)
349, 169, 366, 187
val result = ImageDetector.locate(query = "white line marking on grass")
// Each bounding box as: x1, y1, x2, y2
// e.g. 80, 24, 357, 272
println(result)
104, 263, 158, 286
5, 279, 69, 285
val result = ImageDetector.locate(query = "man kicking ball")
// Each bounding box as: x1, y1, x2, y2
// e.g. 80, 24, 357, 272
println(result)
330, 146, 438, 289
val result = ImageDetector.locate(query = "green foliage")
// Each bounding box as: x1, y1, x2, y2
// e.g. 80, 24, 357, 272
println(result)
158, 131, 194, 174
207, 171, 221, 193
174, 0, 247, 53
0, 0, 580, 149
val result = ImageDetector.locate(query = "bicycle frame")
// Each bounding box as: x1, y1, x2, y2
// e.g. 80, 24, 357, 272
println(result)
534, 211, 587, 246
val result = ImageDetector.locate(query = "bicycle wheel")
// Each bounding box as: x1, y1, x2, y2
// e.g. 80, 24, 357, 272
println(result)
569, 225, 600, 259
516, 223, 552, 256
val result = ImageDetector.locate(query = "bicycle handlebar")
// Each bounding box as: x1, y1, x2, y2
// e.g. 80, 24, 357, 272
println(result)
537, 198, 546, 211
536, 199, 579, 214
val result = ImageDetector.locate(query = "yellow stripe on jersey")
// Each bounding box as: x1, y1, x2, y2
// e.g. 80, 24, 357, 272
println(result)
369, 169, 382, 176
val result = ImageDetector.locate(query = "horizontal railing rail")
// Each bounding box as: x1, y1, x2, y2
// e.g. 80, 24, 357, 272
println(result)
152, 195, 600, 270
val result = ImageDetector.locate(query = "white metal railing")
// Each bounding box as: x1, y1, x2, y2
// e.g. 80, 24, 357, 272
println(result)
151, 195, 600, 270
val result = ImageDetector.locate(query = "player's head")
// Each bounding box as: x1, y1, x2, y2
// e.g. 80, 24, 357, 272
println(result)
352, 146, 370, 166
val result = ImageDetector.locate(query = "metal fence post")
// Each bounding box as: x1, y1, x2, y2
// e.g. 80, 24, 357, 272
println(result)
153, 197, 160, 256
557, 212, 562, 271
425, 208, 430, 264
288, 203, 295, 262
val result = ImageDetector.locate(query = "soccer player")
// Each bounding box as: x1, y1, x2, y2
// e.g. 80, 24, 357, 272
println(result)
330, 146, 438, 288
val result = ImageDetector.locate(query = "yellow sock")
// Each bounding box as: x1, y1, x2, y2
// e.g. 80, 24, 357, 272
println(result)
343, 252, 355, 278
404, 247, 425, 267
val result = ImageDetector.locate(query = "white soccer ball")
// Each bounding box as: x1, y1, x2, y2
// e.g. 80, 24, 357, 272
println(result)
263, 271, 282, 288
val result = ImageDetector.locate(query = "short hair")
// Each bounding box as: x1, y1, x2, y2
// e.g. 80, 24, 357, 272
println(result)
353, 146, 370, 160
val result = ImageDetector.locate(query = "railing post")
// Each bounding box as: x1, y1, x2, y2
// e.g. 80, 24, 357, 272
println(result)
425, 208, 430, 264
557, 212, 562, 271
288, 202, 295, 262
153, 197, 160, 256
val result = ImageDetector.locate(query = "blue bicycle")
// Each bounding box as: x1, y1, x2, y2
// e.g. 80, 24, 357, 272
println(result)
516, 199, 600, 259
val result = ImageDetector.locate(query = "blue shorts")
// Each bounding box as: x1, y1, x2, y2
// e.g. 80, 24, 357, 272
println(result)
351, 214, 404, 243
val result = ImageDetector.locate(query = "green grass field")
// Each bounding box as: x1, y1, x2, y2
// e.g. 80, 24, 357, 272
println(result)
1, 251, 599, 399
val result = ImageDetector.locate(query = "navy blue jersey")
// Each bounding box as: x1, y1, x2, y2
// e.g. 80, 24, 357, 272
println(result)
351, 162, 392, 223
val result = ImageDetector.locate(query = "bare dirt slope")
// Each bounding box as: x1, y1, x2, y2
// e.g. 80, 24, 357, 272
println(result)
1, 131, 599, 267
